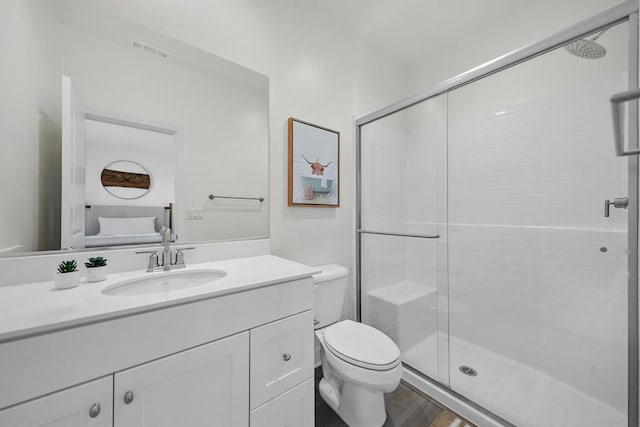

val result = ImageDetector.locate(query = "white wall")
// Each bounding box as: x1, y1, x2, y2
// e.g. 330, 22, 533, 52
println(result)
97, 0, 408, 318
0, 0, 61, 253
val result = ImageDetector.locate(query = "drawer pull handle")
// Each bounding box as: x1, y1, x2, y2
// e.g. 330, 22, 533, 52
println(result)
89, 403, 101, 418
283, 353, 292, 362
124, 390, 135, 404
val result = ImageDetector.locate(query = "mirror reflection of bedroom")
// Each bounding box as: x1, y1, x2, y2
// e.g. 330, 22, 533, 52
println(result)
82, 118, 178, 248
1, 0, 269, 255
61, 76, 183, 250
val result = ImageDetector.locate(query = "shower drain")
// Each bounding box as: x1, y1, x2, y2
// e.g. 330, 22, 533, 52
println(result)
459, 365, 478, 377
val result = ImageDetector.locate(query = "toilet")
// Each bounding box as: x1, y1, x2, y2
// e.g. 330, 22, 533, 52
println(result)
313, 264, 403, 427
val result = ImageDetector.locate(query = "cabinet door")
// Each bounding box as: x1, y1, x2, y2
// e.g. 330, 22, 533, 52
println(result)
250, 378, 314, 427
114, 331, 249, 427
0, 376, 112, 427
250, 310, 314, 408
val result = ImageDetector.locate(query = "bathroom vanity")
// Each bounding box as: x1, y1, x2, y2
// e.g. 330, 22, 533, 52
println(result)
0, 255, 316, 426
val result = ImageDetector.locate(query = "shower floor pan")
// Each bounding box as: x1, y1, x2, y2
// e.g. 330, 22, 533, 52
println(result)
403, 335, 625, 426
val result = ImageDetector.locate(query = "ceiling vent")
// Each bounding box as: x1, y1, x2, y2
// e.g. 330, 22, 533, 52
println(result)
130, 39, 169, 59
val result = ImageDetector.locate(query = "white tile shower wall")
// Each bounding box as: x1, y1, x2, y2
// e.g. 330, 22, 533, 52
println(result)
406, 98, 441, 235
361, 234, 441, 379
360, 114, 409, 234
447, 225, 626, 410
447, 36, 629, 411
360, 233, 408, 322
405, 97, 442, 290
360, 96, 443, 379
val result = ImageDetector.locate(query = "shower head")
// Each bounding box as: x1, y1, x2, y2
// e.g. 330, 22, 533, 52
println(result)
564, 30, 607, 59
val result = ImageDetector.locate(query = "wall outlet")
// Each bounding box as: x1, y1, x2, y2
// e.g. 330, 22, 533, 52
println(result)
186, 209, 204, 220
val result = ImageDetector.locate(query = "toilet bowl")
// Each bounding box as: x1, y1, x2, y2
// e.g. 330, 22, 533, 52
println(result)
313, 265, 403, 427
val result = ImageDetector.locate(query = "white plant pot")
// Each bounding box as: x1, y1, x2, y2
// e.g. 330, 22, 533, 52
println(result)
54, 271, 80, 290
86, 266, 108, 282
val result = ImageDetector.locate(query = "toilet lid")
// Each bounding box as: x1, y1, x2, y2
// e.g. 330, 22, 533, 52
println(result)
323, 320, 400, 371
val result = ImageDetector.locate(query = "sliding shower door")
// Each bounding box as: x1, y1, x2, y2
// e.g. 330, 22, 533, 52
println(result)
358, 16, 634, 427
446, 21, 630, 426
359, 95, 449, 384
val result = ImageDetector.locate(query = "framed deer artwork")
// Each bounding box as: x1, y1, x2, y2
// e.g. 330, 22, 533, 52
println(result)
288, 118, 340, 207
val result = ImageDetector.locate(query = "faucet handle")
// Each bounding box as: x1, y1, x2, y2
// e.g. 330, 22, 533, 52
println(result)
135, 250, 159, 272
173, 247, 195, 268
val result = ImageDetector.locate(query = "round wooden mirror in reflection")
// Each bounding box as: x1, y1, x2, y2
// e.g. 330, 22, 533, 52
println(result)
101, 160, 151, 200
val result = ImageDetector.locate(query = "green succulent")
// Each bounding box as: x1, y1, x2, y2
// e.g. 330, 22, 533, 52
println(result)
57, 260, 78, 274
85, 257, 108, 268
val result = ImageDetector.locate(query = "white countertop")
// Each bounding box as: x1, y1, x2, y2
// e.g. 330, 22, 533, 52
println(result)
0, 255, 318, 344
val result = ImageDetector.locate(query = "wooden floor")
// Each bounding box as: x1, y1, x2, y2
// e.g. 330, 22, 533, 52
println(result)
314, 367, 475, 427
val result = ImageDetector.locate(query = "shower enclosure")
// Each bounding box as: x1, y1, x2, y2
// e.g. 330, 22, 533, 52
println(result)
356, 3, 639, 426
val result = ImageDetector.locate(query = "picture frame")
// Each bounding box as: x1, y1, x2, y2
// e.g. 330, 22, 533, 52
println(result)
288, 118, 340, 207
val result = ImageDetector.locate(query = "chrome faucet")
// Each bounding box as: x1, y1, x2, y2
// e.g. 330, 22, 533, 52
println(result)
136, 227, 195, 272
160, 227, 172, 271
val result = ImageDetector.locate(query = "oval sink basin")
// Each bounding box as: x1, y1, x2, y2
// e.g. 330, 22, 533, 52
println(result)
101, 269, 227, 296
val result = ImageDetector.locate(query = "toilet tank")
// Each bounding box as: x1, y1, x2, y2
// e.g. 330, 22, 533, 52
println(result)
313, 264, 349, 330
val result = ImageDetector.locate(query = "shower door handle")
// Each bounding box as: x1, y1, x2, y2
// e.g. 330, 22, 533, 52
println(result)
604, 197, 628, 217
611, 88, 640, 156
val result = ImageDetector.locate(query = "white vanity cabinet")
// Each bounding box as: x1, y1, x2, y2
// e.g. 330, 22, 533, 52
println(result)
0, 333, 251, 427
0, 376, 113, 427
0, 267, 316, 427
114, 332, 249, 427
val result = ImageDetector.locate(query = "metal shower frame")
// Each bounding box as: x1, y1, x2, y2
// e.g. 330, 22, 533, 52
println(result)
354, 2, 639, 425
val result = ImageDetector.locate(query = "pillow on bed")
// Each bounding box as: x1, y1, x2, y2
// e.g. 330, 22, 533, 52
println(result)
98, 217, 157, 236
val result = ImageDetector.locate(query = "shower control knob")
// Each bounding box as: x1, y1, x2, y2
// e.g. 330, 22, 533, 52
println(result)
604, 197, 628, 217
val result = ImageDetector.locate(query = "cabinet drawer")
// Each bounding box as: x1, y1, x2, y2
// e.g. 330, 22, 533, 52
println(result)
250, 310, 314, 408
250, 378, 314, 427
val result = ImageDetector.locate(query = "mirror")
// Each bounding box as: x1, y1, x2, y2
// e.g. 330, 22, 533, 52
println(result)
0, 0, 269, 256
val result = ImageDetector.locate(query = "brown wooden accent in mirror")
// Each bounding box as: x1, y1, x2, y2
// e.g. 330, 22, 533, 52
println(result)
100, 169, 151, 189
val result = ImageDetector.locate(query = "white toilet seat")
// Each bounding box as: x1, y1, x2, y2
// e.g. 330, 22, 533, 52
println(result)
316, 320, 402, 393
323, 320, 400, 371
321, 338, 403, 392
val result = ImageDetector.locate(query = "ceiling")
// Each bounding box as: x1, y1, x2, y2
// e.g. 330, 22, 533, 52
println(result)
276, 0, 622, 68
307, 0, 524, 64
92, 0, 624, 71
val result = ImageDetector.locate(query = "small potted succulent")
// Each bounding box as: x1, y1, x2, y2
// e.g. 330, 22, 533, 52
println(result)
85, 257, 108, 282
54, 260, 80, 290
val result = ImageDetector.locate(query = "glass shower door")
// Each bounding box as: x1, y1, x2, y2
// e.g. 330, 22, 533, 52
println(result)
446, 21, 630, 426
359, 95, 449, 383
